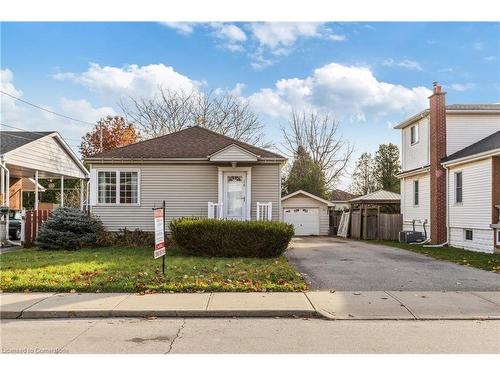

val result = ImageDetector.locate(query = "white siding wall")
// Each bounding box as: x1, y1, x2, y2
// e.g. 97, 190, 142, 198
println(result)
446, 114, 500, 156
402, 117, 429, 171
281, 194, 330, 235
401, 173, 431, 237
5, 135, 86, 178
210, 145, 257, 162
449, 228, 494, 253
90, 162, 281, 231
448, 158, 493, 253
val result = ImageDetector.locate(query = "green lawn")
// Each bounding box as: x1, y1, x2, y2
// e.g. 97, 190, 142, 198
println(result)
0, 247, 307, 293
370, 240, 500, 273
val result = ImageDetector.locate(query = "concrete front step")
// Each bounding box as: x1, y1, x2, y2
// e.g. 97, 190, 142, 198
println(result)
1, 291, 499, 320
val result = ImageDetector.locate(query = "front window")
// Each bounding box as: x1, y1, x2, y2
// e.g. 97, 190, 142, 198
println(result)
413, 180, 419, 206
120, 171, 138, 204
455, 172, 463, 203
98, 171, 116, 204
97, 170, 139, 204
410, 125, 419, 145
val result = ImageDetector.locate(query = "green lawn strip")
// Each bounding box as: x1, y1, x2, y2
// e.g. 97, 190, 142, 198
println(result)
0, 247, 307, 293
368, 240, 500, 273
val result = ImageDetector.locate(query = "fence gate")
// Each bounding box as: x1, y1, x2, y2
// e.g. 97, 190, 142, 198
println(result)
23, 209, 52, 247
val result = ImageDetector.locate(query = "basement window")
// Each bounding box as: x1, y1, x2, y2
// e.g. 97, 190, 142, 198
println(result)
410, 124, 419, 145
464, 229, 473, 241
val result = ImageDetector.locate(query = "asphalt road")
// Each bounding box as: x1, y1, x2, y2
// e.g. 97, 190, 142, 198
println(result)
1, 318, 499, 354
286, 237, 500, 291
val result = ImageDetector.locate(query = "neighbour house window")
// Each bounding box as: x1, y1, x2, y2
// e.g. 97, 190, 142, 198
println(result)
413, 180, 419, 206
97, 170, 139, 204
455, 172, 463, 204
464, 229, 473, 241
497, 230, 500, 245
410, 125, 419, 145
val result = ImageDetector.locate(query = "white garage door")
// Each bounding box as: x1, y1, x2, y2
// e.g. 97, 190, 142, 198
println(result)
283, 208, 320, 236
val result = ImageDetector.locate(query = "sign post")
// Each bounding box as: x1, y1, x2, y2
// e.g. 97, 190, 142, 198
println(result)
153, 200, 166, 274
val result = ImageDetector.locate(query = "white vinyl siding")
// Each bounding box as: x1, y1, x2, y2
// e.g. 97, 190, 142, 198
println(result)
449, 228, 494, 253
209, 145, 258, 162
402, 117, 429, 171
446, 113, 500, 155
401, 173, 431, 236
90, 162, 281, 231
448, 158, 493, 253
281, 194, 330, 235
4, 135, 86, 178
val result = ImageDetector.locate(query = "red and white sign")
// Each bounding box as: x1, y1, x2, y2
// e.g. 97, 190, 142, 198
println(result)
153, 207, 166, 259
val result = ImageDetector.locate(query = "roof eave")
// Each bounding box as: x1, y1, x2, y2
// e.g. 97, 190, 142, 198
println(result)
442, 148, 500, 167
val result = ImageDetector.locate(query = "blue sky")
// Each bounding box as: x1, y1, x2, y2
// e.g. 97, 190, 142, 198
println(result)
1, 22, 499, 185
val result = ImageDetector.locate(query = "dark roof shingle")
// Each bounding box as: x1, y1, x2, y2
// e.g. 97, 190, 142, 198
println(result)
442, 130, 500, 163
0, 131, 53, 154
86, 126, 284, 160
331, 189, 358, 202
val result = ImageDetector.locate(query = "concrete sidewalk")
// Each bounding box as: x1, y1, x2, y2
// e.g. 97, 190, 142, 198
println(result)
1, 291, 499, 320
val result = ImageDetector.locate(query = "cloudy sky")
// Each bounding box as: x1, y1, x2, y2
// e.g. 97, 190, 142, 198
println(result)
1, 22, 499, 184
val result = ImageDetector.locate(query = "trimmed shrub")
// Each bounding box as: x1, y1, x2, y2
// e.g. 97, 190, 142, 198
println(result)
36, 208, 104, 250
97, 228, 155, 248
170, 218, 294, 258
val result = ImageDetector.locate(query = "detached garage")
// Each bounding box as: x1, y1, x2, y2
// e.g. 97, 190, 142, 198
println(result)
281, 190, 332, 236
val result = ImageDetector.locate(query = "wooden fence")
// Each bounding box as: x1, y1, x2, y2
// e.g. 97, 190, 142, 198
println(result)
349, 210, 402, 241
23, 209, 52, 247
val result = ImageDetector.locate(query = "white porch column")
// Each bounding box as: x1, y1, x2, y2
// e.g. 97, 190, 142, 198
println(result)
60, 175, 64, 207
80, 179, 84, 210
34, 170, 39, 210
1, 167, 4, 206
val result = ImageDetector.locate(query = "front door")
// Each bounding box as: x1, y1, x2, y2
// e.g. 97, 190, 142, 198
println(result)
224, 172, 246, 220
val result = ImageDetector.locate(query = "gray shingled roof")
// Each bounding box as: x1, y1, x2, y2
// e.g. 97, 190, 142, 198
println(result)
86, 126, 285, 160
0, 131, 54, 155
442, 130, 500, 163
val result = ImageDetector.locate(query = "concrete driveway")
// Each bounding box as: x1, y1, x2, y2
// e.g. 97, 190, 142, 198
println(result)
286, 237, 500, 291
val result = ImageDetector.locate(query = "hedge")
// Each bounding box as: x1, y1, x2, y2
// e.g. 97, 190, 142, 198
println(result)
170, 218, 294, 258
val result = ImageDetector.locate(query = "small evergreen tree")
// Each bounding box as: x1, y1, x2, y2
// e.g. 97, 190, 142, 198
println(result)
283, 146, 328, 199
36, 208, 104, 250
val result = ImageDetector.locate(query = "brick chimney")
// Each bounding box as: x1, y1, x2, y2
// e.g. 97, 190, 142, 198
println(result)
429, 82, 447, 244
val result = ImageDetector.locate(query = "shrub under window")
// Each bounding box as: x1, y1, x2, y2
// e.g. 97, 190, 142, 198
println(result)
36, 207, 104, 250
170, 218, 294, 258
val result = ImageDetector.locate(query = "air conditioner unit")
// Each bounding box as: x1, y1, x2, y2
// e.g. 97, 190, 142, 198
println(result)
399, 231, 424, 243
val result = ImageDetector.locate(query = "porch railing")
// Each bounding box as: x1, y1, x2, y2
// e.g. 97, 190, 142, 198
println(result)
256, 202, 272, 221
208, 202, 223, 219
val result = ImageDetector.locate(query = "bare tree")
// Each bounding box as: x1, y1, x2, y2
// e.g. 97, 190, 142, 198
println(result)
121, 88, 267, 146
281, 111, 354, 188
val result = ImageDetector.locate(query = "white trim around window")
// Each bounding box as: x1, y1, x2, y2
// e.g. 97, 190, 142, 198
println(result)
413, 179, 419, 207
217, 166, 252, 220
464, 229, 473, 241
93, 168, 141, 206
454, 171, 463, 204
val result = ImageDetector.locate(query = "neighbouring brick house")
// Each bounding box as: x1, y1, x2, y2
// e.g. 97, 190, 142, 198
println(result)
394, 83, 500, 253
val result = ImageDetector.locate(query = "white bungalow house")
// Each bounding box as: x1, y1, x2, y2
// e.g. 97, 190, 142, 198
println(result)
85, 126, 285, 231
394, 83, 500, 253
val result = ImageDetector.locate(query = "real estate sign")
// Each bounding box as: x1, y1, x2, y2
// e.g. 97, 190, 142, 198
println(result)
153, 207, 166, 259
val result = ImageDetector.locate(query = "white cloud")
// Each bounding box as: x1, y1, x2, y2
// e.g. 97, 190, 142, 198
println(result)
209, 23, 247, 52
248, 62, 431, 121
229, 83, 246, 96
160, 22, 195, 34
1, 68, 115, 149
249, 22, 322, 50
449, 83, 475, 92
483, 55, 498, 62
54, 63, 199, 99
473, 42, 484, 51
383, 58, 423, 71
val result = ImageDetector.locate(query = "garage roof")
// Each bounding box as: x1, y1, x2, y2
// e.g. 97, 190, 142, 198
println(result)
281, 190, 333, 206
